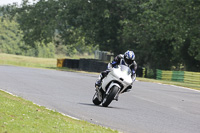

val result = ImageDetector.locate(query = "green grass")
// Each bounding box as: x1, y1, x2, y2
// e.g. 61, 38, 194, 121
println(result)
0, 53, 57, 68
0, 90, 118, 133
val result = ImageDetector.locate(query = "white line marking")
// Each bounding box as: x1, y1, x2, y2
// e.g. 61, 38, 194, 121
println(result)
153, 83, 200, 93
169, 84, 200, 92
136, 80, 200, 92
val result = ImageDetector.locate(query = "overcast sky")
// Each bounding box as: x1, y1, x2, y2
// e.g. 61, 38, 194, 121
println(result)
0, 0, 38, 6
0, 0, 22, 5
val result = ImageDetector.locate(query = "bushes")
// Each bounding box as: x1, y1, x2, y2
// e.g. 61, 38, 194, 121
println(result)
0, 16, 97, 58
0, 17, 54, 58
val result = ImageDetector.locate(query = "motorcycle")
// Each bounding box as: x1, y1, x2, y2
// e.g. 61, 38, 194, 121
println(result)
92, 65, 136, 107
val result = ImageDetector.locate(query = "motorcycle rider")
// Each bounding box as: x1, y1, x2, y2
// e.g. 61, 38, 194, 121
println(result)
95, 50, 137, 93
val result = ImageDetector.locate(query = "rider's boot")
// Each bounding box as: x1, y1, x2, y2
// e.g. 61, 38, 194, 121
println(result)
95, 70, 109, 89
95, 73, 103, 89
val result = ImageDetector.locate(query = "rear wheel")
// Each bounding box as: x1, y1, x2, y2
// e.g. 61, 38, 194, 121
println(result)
92, 92, 101, 105
102, 86, 119, 107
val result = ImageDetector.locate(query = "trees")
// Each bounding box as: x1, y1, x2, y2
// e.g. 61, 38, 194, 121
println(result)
1, 0, 199, 71
135, 0, 200, 71
0, 16, 24, 55
0, 16, 56, 57
110, 0, 200, 71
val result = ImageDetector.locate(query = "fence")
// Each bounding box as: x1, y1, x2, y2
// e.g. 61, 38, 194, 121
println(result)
57, 58, 146, 77
184, 71, 200, 85
156, 69, 200, 86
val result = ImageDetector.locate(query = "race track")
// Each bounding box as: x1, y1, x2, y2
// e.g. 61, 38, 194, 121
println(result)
0, 65, 200, 133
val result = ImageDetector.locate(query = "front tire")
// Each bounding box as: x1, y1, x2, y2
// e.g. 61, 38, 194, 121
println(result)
102, 86, 119, 107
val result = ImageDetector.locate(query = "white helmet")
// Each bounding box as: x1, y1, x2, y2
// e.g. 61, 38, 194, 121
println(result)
124, 50, 135, 65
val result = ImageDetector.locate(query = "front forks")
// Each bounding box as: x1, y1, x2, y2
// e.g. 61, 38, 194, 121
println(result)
113, 89, 121, 101
95, 86, 103, 102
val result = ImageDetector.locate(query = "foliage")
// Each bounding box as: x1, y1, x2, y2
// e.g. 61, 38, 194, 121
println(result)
0, 15, 56, 58
1, 0, 199, 71
134, 0, 200, 71
0, 16, 24, 55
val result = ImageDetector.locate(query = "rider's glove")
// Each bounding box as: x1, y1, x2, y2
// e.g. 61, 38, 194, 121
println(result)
107, 63, 112, 70
131, 70, 136, 83
132, 70, 135, 74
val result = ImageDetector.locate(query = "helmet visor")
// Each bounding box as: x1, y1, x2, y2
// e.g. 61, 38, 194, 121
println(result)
124, 57, 133, 65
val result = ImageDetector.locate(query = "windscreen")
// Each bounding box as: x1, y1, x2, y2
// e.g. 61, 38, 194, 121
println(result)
119, 65, 132, 75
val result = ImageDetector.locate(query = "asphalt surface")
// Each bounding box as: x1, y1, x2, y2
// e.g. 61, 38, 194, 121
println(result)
0, 65, 200, 133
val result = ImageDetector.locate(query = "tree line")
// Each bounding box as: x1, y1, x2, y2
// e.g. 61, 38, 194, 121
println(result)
0, 16, 56, 57
1, 0, 199, 72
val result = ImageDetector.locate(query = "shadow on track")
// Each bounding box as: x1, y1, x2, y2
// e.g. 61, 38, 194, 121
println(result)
78, 102, 130, 110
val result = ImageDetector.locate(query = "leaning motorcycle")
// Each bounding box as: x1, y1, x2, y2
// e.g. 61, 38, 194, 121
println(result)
92, 65, 136, 107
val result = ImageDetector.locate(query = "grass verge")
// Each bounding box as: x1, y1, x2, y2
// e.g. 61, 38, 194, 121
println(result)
0, 90, 117, 133
0, 53, 56, 68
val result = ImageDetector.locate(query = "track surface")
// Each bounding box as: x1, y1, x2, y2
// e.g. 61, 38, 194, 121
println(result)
0, 66, 200, 133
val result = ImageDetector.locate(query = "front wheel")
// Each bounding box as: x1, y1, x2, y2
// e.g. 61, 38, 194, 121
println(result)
102, 86, 119, 107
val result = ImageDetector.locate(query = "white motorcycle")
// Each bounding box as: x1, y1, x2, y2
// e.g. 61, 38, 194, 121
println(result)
92, 65, 136, 107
